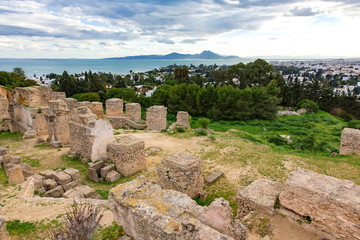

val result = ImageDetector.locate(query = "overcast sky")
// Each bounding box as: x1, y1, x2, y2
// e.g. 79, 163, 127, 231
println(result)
0, 0, 359, 58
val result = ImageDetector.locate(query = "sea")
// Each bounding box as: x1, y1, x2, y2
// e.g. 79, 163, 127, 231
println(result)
0, 58, 251, 77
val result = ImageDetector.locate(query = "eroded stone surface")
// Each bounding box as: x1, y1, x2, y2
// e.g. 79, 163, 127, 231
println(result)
237, 179, 283, 218
89, 102, 104, 119
7, 165, 25, 185
108, 176, 247, 240
279, 169, 360, 240
339, 128, 360, 155
0, 216, 10, 240
125, 103, 141, 121
105, 170, 120, 182
107, 135, 145, 176
146, 105, 167, 131
106, 98, 123, 116
157, 153, 203, 198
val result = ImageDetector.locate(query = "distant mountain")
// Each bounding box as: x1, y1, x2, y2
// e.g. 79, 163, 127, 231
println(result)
105, 51, 240, 60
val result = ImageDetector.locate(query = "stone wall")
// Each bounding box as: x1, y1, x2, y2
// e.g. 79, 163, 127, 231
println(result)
45, 100, 70, 144
125, 103, 141, 121
107, 135, 145, 176
106, 98, 123, 116
109, 176, 247, 240
175, 111, 190, 129
0, 216, 10, 240
69, 107, 114, 161
146, 105, 167, 131
64, 98, 78, 111
88, 102, 104, 119
107, 116, 146, 130
279, 169, 360, 240
30, 107, 48, 136
13, 86, 64, 107
157, 153, 203, 198
0, 98, 9, 121
339, 127, 360, 155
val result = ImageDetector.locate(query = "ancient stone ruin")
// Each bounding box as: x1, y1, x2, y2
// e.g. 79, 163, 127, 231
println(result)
339, 127, 360, 155
107, 135, 145, 176
109, 176, 247, 240
106, 98, 124, 116
88, 102, 104, 119
69, 106, 114, 161
157, 153, 203, 198
279, 168, 360, 240
125, 103, 141, 121
146, 105, 167, 131
237, 179, 283, 219
0, 216, 10, 240
88, 160, 120, 183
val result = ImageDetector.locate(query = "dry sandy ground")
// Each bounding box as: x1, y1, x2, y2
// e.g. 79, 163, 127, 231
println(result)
1, 131, 325, 240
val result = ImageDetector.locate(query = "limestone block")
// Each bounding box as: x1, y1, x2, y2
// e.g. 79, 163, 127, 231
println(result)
0, 98, 9, 121
107, 136, 145, 176
175, 111, 190, 129
63, 179, 80, 192
73, 185, 97, 198
0, 216, 10, 240
0, 146, 7, 156
101, 164, 115, 178
64, 188, 85, 199
19, 163, 34, 178
43, 185, 64, 198
32, 174, 44, 189
279, 169, 360, 240
1, 155, 21, 169
146, 105, 167, 131
339, 128, 360, 155
7, 165, 25, 185
157, 153, 203, 198
52, 170, 72, 185
105, 170, 120, 182
89, 102, 104, 119
23, 129, 36, 139
39, 169, 56, 179
125, 103, 141, 121
64, 98, 78, 111
109, 176, 247, 240
43, 179, 58, 190
64, 168, 80, 181
106, 98, 123, 116
205, 171, 224, 184
237, 179, 283, 218
50, 140, 62, 148
76, 101, 91, 108
14, 86, 53, 107
88, 167, 101, 182
88, 160, 105, 171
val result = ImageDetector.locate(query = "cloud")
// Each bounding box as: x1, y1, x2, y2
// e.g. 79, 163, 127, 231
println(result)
288, 7, 320, 16
152, 38, 175, 44
181, 38, 207, 44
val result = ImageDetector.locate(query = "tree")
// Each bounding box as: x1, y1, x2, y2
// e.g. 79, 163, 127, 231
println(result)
13, 67, 26, 78
174, 67, 190, 83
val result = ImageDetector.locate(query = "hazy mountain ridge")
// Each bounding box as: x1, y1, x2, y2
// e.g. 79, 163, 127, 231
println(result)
106, 50, 240, 60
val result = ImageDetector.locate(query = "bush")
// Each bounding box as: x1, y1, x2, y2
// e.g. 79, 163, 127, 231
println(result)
348, 120, 360, 130
198, 118, 211, 128
6, 220, 36, 235
72, 92, 100, 102
297, 99, 319, 113
195, 130, 208, 136
266, 135, 289, 146
175, 126, 185, 133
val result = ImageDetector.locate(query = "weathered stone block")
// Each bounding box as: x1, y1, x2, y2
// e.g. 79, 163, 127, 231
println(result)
39, 169, 56, 179
43, 185, 64, 198
339, 128, 360, 155
105, 170, 120, 182
237, 179, 283, 218
279, 169, 360, 240
125, 103, 141, 121
64, 188, 85, 199
19, 163, 34, 178
107, 136, 145, 176
52, 170, 72, 185
73, 185, 97, 198
146, 105, 167, 131
109, 176, 247, 240
88, 160, 105, 171
63, 179, 80, 192
89, 102, 104, 119
205, 171, 224, 184
157, 153, 203, 198
31, 174, 44, 189
43, 179, 58, 190
88, 167, 100, 182
106, 98, 123, 116
175, 111, 190, 129
1, 155, 21, 169
64, 98, 78, 111
101, 164, 115, 178
0, 216, 10, 240
7, 165, 25, 185
0, 146, 7, 156
64, 168, 80, 181
0, 98, 9, 122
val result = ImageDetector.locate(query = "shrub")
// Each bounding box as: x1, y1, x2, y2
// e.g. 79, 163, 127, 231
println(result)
94, 222, 124, 240
195, 130, 208, 136
266, 135, 288, 146
6, 220, 37, 235
175, 126, 185, 133
198, 118, 211, 128
348, 120, 360, 130
71, 92, 100, 102
297, 99, 319, 113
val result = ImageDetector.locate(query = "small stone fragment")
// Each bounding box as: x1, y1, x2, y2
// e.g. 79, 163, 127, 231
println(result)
105, 170, 120, 182
205, 171, 224, 184
7, 165, 25, 185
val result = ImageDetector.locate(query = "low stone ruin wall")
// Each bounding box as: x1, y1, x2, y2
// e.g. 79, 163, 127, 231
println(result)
107, 116, 146, 130
106, 98, 124, 116
109, 176, 247, 240
88, 160, 120, 183
88, 102, 104, 119
339, 127, 360, 155
279, 169, 360, 240
125, 103, 141, 121
146, 105, 167, 131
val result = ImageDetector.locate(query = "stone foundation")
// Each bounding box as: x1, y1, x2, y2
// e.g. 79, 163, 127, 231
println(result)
146, 105, 167, 131
106, 135, 145, 176
339, 127, 360, 155
107, 116, 146, 130
108, 176, 247, 240
279, 169, 360, 240
106, 98, 123, 116
157, 153, 203, 198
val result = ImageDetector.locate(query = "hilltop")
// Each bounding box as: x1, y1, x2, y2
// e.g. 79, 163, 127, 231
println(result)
105, 50, 240, 60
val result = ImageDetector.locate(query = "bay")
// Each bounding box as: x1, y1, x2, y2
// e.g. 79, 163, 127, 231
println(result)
0, 58, 249, 77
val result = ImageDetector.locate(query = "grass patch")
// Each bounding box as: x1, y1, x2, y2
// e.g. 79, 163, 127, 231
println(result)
33, 142, 51, 148
6, 220, 37, 235
0, 169, 7, 185
94, 222, 125, 240
22, 156, 41, 167
0, 131, 22, 144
